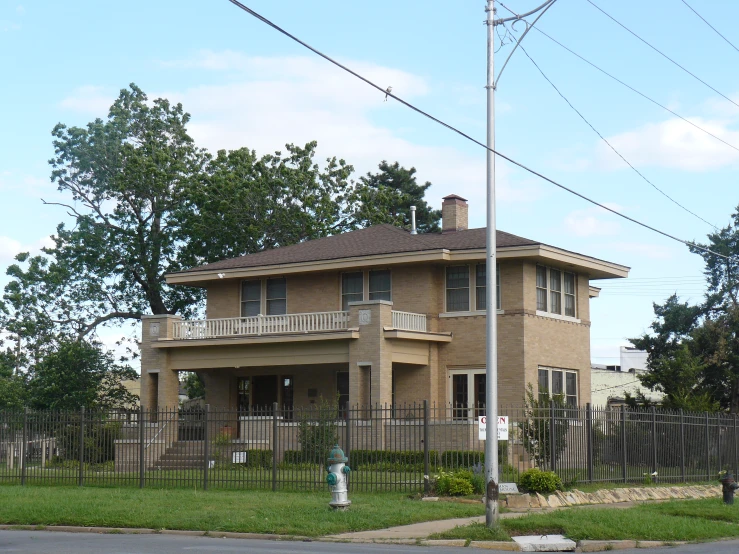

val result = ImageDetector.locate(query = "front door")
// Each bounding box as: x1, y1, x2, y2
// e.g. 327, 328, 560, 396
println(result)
252, 375, 278, 412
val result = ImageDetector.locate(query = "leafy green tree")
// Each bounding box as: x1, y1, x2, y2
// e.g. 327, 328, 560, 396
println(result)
632, 206, 739, 413
27, 339, 137, 411
182, 372, 205, 400
356, 161, 441, 233
45, 83, 209, 334
518, 384, 570, 468
181, 142, 360, 267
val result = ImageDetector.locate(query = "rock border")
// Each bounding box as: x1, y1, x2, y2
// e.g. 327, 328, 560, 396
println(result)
506, 484, 721, 510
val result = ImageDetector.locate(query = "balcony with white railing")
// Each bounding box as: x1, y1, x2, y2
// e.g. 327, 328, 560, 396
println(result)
391, 310, 427, 333
172, 311, 351, 340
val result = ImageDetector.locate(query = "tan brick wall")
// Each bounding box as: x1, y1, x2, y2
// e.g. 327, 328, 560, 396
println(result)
522, 315, 591, 405
139, 315, 181, 410
206, 281, 240, 319
287, 272, 340, 313
348, 301, 394, 408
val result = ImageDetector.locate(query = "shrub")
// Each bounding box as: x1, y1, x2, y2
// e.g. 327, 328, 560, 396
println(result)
518, 468, 562, 494
56, 420, 122, 464
351, 450, 438, 471
434, 468, 476, 496
296, 398, 339, 464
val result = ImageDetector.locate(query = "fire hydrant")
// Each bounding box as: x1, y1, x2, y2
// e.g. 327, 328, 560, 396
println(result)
720, 471, 739, 505
326, 444, 351, 510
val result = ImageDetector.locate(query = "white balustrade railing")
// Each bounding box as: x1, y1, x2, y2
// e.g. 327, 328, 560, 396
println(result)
172, 311, 350, 340
391, 310, 427, 332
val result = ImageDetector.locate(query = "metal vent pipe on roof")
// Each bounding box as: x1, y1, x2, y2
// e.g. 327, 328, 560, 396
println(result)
410, 206, 417, 235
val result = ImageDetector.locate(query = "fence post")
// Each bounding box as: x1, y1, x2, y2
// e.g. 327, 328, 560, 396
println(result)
139, 405, 145, 489
717, 414, 722, 472
680, 409, 686, 482
651, 406, 658, 476
705, 411, 711, 480
21, 407, 28, 486
734, 414, 738, 480
621, 406, 627, 483
203, 405, 210, 491
423, 400, 430, 495
272, 402, 278, 492
549, 401, 556, 472
586, 403, 593, 483
79, 406, 85, 487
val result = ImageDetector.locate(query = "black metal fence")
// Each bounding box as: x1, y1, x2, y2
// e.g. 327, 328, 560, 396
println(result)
0, 403, 736, 492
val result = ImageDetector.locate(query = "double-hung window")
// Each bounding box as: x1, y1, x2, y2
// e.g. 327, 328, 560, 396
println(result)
536, 266, 576, 318
446, 266, 470, 312
341, 272, 363, 310
241, 280, 261, 317
538, 367, 578, 409
475, 263, 501, 311
369, 270, 391, 301
266, 278, 287, 315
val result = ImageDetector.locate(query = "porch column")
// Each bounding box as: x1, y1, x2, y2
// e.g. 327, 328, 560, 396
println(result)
347, 300, 393, 409
139, 314, 182, 410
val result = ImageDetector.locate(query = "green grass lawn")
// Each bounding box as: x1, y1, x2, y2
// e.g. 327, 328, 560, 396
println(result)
432, 498, 739, 543
0, 486, 483, 537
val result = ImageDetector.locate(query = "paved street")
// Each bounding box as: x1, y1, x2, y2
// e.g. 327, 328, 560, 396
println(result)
1, 531, 739, 553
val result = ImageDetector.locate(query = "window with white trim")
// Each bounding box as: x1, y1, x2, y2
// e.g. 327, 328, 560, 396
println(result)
475, 263, 501, 311
449, 369, 486, 419
266, 278, 287, 315
369, 269, 391, 301
341, 272, 363, 310
538, 367, 578, 409
446, 266, 470, 312
241, 280, 261, 317
536, 265, 577, 317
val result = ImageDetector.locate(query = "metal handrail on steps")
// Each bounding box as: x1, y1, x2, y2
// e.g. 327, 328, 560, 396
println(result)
144, 412, 177, 450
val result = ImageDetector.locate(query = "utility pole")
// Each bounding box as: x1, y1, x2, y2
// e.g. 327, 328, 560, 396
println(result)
484, 0, 558, 528
483, 0, 499, 528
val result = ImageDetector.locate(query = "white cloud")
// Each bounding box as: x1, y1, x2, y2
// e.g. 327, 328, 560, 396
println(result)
596, 117, 739, 171
60, 86, 113, 115
15, 5, 24, 15
152, 51, 537, 223
563, 205, 621, 237
0, 235, 53, 266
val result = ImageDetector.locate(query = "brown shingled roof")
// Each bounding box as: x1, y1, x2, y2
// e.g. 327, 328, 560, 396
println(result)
178, 224, 539, 274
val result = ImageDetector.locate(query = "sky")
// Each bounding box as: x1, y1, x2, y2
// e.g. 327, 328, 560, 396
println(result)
2, 0, 739, 367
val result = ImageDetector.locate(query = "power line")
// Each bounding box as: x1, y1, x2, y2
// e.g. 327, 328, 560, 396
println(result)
680, 0, 739, 54
225, 0, 738, 263
515, 25, 739, 157
515, 40, 717, 230
585, 0, 739, 111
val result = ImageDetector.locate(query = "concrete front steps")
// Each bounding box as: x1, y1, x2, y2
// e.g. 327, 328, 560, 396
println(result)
151, 441, 206, 470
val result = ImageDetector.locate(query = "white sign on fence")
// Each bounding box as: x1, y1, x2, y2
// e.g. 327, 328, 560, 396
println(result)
478, 415, 508, 441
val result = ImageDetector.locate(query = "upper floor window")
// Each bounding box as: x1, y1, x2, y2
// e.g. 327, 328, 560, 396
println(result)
341, 272, 363, 311
536, 265, 576, 317
266, 278, 287, 315
369, 270, 391, 301
241, 278, 287, 317
241, 280, 261, 317
475, 263, 501, 311
446, 266, 470, 312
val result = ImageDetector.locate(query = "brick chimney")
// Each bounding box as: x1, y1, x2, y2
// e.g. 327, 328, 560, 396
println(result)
441, 194, 468, 233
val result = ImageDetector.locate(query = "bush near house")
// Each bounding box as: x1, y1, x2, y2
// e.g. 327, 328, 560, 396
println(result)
518, 467, 562, 494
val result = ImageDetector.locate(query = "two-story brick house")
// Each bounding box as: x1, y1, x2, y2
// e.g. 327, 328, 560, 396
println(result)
139, 195, 628, 419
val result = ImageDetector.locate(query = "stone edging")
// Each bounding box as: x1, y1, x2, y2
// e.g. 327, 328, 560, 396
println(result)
505, 484, 721, 509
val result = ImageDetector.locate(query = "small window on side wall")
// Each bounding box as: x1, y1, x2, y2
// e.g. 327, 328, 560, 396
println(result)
369, 270, 391, 301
